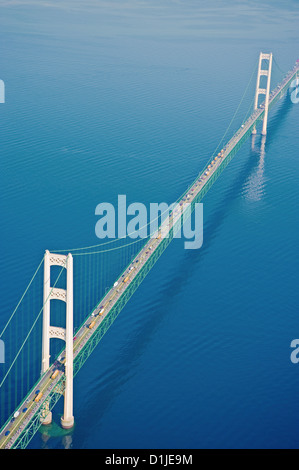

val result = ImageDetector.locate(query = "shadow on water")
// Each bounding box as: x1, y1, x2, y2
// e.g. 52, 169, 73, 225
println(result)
38, 417, 74, 449
160, 91, 295, 297
265, 90, 294, 148
39, 93, 295, 449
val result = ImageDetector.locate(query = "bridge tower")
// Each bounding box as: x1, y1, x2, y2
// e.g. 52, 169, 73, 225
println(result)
41, 250, 74, 429
252, 52, 273, 136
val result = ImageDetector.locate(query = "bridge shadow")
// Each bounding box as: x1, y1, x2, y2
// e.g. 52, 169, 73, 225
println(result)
165, 91, 295, 289
264, 89, 294, 148
45, 93, 295, 449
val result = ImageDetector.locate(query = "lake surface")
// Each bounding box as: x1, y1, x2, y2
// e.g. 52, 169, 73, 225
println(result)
0, 0, 299, 449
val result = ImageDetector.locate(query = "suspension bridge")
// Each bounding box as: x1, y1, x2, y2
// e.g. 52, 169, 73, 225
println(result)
0, 53, 298, 449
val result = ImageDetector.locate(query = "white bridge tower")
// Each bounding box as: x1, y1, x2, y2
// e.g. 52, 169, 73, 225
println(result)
252, 52, 273, 136
41, 250, 74, 429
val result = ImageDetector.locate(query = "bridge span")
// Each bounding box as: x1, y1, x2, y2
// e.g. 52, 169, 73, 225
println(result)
0, 55, 298, 449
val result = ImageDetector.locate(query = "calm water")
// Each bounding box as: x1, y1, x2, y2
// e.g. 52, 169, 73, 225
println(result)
0, 1, 299, 449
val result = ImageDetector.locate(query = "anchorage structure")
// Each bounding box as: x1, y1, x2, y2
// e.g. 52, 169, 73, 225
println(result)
42, 250, 74, 429
252, 52, 273, 135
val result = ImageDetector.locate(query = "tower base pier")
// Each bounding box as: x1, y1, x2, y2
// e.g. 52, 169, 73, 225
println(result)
41, 411, 52, 426
61, 415, 74, 429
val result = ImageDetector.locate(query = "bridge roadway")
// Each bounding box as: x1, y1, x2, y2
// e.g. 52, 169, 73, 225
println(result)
0, 61, 298, 449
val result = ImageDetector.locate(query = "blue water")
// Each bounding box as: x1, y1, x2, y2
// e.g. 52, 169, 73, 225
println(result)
0, 0, 299, 449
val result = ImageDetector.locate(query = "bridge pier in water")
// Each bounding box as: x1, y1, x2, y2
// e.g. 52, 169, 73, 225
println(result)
40, 402, 52, 426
